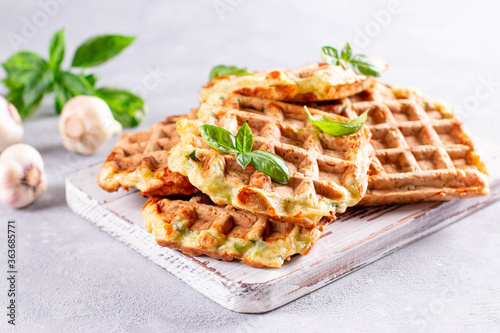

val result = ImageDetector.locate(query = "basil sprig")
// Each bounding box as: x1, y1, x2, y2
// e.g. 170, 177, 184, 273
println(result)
209, 65, 253, 81
305, 106, 369, 136
2, 28, 145, 127
200, 122, 290, 184
321, 43, 381, 78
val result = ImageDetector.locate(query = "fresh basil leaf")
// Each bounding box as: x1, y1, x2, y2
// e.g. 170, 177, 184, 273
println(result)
22, 68, 53, 111
2, 30, 140, 121
321, 44, 381, 77
200, 124, 238, 154
209, 65, 253, 81
96, 87, 146, 127
49, 29, 65, 69
61, 71, 95, 96
235, 122, 253, 153
340, 42, 352, 61
320, 46, 339, 66
339, 58, 350, 70
188, 150, 200, 162
3, 77, 24, 90
71, 35, 135, 68
8, 86, 44, 119
350, 54, 381, 78
18, 94, 43, 119
5, 87, 26, 117
247, 150, 290, 184
345, 109, 369, 129
305, 106, 369, 136
235, 152, 252, 169
355, 64, 381, 78
2, 53, 53, 118
3, 52, 49, 85
54, 82, 72, 114
199, 124, 290, 183
84, 73, 98, 87
52, 71, 94, 114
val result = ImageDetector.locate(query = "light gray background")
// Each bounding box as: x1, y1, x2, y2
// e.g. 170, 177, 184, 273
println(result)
1, 0, 499, 332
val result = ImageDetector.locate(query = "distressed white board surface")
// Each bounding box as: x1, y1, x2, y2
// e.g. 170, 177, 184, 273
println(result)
65, 153, 500, 313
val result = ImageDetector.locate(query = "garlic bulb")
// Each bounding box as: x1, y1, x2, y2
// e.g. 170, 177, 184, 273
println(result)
0, 143, 47, 208
58, 96, 122, 155
0, 96, 24, 152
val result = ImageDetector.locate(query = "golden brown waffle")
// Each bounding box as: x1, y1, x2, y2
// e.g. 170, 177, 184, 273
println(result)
143, 194, 328, 268
97, 111, 199, 197
168, 93, 372, 228
307, 83, 489, 205
200, 62, 374, 103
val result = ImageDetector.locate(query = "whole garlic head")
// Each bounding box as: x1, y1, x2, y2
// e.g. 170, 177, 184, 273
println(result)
0, 96, 24, 152
58, 96, 122, 155
0, 143, 47, 208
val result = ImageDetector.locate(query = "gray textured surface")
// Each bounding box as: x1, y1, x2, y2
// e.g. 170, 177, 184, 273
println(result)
0, 0, 499, 332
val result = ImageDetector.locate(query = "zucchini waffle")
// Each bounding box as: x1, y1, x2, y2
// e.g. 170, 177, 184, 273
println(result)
200, 62, 373, 103
143, 194, 328, 268
307, 83, 489, 205
97, 112, 198, 197
96, 55, 490, 269
168, 93, 372, 228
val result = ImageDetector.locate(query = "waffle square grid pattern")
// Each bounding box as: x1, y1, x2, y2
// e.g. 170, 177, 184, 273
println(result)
308, 84, 489, 205
167, 94, 372, 228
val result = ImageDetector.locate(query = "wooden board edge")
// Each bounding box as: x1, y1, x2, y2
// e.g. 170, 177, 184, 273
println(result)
251, 184, 500, 313
65, 177, 251, 311
65, 167, 500, 313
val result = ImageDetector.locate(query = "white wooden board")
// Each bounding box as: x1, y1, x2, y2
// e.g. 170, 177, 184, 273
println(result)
65, 153, 500, 313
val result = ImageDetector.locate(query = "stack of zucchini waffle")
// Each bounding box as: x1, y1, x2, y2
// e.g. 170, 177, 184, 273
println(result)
97, 58, 489, 268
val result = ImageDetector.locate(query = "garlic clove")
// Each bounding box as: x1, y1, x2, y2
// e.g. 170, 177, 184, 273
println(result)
108, 117, 123, 135
0, 96, 24, 152
64, 114, 86, 139
58, 96, 122, 155
0, 143, 47, 208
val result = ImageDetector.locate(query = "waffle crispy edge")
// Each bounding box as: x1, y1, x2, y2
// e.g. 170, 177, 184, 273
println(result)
143, 195, 327, 268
